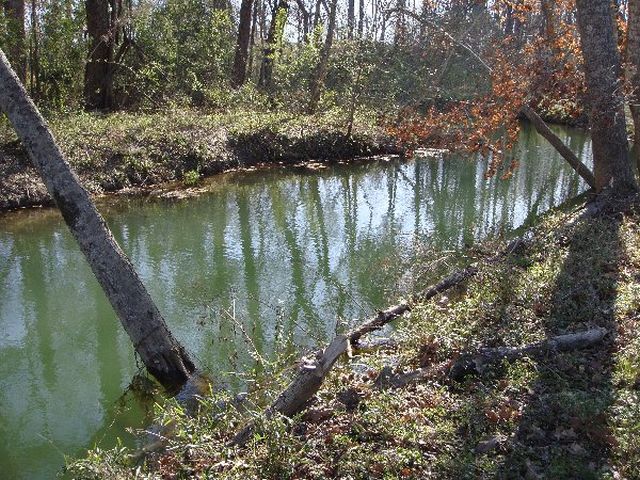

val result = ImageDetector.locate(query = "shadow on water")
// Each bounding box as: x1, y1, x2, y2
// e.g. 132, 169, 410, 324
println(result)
0, 123, 592, 478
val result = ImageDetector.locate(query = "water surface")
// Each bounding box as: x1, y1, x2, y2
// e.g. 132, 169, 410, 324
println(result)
0, 124, 591, 478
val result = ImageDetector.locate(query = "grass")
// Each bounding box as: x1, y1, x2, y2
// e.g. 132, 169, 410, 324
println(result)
65, 196, 640, 479
0, 107, 389, 210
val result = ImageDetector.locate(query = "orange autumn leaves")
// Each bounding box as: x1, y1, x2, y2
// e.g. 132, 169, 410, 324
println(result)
387, 0, 585, 180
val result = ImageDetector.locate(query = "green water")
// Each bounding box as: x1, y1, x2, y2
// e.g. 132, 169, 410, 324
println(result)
0, 124, 590, 478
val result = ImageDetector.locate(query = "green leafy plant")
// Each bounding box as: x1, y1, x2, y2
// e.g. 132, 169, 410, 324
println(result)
183, 169, 200, 186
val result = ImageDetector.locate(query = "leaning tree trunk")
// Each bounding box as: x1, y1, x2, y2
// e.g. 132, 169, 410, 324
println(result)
575, 0, 638, 194
390, 7, 597, 191
0, 51, 195, 391
231, 0, 254, 88
307, 0, 337, 113
627, 0, 640, 174
3, 0, 26, 82
521, 106, 596, 189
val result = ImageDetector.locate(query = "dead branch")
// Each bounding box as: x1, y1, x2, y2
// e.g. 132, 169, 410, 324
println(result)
448, 327, 608, 381
229, 235, 531, 447
374, 327, 608, 389
230, 335, 348, 446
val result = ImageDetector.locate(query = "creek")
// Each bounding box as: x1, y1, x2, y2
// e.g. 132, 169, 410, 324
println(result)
0, 123, 591, 478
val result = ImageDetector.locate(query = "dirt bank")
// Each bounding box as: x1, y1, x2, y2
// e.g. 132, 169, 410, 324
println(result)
0, 109, 400, 212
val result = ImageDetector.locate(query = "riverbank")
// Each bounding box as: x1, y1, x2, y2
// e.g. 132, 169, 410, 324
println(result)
67, 195, 640, 479
0, 108, 398, 211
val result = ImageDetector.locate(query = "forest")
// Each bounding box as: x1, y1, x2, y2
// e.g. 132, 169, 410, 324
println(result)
2, 0, 640, 479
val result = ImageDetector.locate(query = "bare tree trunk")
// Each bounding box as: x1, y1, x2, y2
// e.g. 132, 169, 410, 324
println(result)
504, 4, 514, 35
3, 0, 26, 82
307, 0, 337, 113
258, 0, 288, 92
358, 0, 364, 37
311, 0, 321, 29
246, 0, 258, 79
627, 0, 640, 174
294, 0, 310, 39
84, 0, 116, 110
372, 0, 378, 39
231, 0, 254, 88
576, 0, 638, 193
347, 0, 355, 39
29, 0, 39, 100
0, 50, 195, 391
258, 0, 267, 40
394, 0, 406, 45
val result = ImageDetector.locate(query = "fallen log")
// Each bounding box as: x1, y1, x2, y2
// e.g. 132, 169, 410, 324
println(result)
230, 263, 480, 446
350, 235, 529, 344
448, 327, 608, 381
230, 335, 348, 446
374, 328, 608, 389
229, 236, 530, 446
349, 265, 479, 344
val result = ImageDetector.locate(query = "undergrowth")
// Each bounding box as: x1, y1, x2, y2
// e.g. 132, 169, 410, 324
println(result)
0, 107, 388, 211
67, 199, 640, 479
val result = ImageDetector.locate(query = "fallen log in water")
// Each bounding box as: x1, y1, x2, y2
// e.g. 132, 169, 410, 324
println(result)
348, 264, 480, 344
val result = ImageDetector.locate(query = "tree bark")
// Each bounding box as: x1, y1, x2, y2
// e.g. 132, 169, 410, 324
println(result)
449, 327, 608, 380
246, 0, 259, 77
576, 0, 638, 193
28, 0, 39, 100
347, 0, 355, 39
258, 0, 288, 92
0, 50, 195, 391
84, 0, 117, 110
307, 0, 337, 113
394, 0, 405, 45
521, 106, 596, 189
3, 0, 26, 82
231, 0, 254, 88
375, 328, 608, 388
349, 264, 480, 344
231, 335, 348, 446
294, 0, 310, 40
627, 0, 640, 174
312, 0, 321, 29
